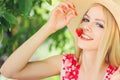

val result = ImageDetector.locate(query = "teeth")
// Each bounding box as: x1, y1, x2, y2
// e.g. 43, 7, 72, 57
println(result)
81, 34, 92, 40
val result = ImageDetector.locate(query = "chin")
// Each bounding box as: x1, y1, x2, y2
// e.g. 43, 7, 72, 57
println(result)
78, 43, 97, 51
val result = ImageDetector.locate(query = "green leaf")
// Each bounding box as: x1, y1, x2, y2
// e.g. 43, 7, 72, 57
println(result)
0, 7, 4, 16
18, 0, 33, 16
0, 27, 3, 43
46, 0, 52, 5
3, 12, 18, 25
0, 17, 10, 31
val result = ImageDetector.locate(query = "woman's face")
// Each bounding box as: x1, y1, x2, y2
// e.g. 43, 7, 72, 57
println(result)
78, 5, 106, 51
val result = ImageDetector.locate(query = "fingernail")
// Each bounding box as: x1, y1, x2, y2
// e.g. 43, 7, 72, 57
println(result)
68, 4, 71, 8
73, 4, 75, 8
75, 11, 78, 16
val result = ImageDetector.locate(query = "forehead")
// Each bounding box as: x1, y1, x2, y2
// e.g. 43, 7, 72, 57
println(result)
86, 5, 105, 21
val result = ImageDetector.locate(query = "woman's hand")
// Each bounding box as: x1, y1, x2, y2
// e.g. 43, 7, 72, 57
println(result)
46, 1, 77, 33
111, 67, 120, 80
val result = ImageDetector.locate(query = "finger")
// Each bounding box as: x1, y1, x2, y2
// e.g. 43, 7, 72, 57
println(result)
59, 2, 69, 9
58, 3, 69, 14
53, 7, 66, 16
66, 1, 76, 9
59, 2, 75, 14
59, 1, 75, 9
66, 10, 77, 23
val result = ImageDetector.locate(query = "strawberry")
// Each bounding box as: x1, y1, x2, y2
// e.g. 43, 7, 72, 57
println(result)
76, 28, 83, 37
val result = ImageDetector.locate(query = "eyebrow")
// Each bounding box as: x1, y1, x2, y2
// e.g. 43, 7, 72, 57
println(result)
85, 14, 105, 23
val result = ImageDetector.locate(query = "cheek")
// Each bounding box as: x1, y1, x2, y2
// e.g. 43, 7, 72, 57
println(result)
94, 30, 104, 42
77, 31, 104, 50
93, 31, 104, 46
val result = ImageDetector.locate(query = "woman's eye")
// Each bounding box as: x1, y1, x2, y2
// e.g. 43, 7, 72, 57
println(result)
82, 18, 89, 22
96, 22, 104, 28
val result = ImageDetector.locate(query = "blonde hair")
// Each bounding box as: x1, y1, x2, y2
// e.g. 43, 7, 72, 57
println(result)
75, 3, 120, 76
96, 4, 120, 68
95, 4, 120, 79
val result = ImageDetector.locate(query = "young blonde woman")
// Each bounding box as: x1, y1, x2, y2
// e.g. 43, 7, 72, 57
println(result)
0, 0, 120, 80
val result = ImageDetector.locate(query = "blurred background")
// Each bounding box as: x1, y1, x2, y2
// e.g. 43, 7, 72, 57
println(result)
0, 0, 75, 80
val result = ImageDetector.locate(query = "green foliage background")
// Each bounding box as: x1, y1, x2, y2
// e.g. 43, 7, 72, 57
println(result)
0, 0, 75, 80
0, 0, 54, 56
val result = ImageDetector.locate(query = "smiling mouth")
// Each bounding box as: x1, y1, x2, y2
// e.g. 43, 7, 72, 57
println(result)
80, 34, 93, 40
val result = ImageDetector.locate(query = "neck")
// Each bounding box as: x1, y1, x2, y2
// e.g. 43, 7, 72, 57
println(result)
81, 50, 97, 72
78, 50, 108, 80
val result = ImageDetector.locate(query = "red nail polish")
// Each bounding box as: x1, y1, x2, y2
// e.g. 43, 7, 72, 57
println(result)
73, 4, 75, 8
76, 28, 83, 37
68, 4, 71, 8
75, 11, 78, 16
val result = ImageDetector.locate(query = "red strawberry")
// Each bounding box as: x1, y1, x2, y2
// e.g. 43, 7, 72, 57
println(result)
76, 28, 83, 37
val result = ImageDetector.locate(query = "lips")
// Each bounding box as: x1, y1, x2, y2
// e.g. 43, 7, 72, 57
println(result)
81, 34, 93, 40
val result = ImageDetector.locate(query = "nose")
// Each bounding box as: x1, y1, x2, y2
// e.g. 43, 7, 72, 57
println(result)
82, 23, 92, 32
